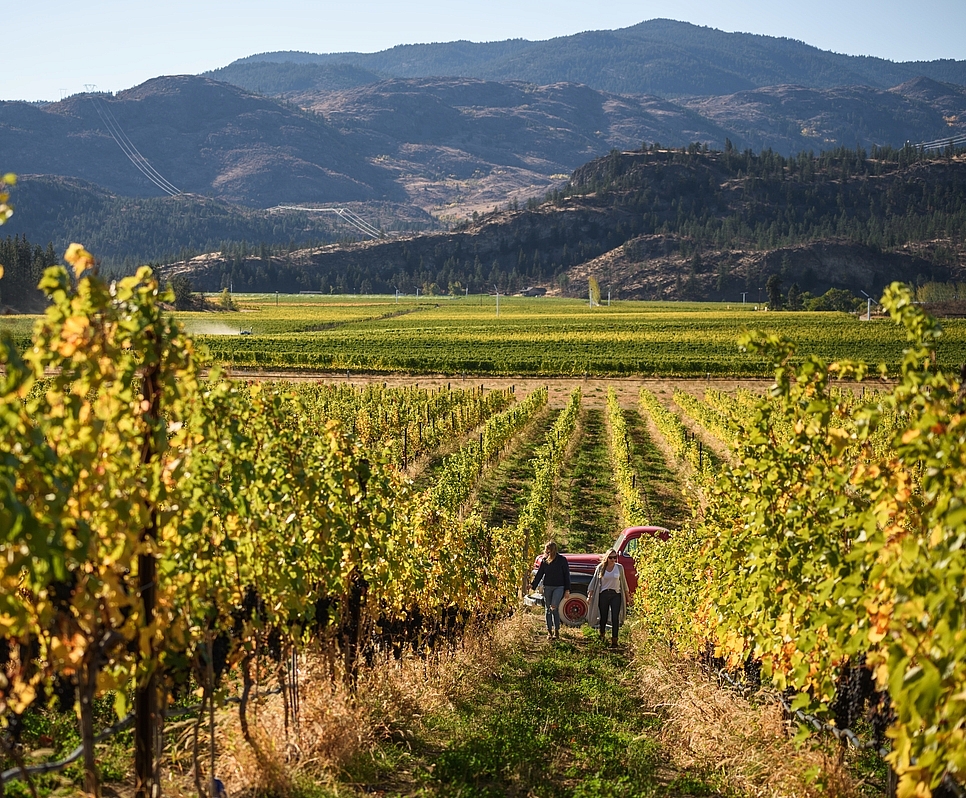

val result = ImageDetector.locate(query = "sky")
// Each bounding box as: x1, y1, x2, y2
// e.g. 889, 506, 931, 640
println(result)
4, 0, 966, 101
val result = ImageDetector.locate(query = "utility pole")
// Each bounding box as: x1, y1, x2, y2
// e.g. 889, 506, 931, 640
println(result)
741, 292, 747, 305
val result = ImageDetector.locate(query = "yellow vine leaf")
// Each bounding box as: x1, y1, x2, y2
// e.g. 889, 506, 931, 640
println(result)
64, 243, 95, 278
901, 428, 921, 444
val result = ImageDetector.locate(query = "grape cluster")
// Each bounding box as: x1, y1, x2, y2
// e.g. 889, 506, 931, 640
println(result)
831, 657, 875, 732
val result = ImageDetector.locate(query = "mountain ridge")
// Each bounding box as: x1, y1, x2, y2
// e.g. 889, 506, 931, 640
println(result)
216, 18, 966, 98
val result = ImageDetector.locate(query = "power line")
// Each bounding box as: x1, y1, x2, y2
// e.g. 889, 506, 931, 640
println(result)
918, 132, 966, 152
86, 89, 181, 196
90, 94, 181, 195
267, 205, 383, 238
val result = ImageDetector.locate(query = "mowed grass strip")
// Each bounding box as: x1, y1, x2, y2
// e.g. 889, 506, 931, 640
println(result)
408, 619, 718, 798
552, 409, 620, 554
623, 409, 692, 530
474, 406, 558, 528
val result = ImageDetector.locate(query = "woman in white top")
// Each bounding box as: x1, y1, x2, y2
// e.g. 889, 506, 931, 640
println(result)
586, 549, 630, 647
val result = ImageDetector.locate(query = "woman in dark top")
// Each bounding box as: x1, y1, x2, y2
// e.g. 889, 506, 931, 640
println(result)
530, 541, 571, 639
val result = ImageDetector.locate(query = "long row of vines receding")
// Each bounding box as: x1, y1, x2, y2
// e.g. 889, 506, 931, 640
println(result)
6, 241, 966, 798
0, 251, 556, 795
637, 284, 966, 798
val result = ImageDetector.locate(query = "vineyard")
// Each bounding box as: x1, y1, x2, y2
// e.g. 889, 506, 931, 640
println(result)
8, 292, 966, 377
3, 253, 966, 798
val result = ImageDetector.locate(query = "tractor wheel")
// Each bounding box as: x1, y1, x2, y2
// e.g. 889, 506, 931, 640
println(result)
560, 593, 589, 627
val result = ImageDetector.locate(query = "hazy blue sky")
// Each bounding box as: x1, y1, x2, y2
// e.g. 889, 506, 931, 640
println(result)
5, 0, 966, 101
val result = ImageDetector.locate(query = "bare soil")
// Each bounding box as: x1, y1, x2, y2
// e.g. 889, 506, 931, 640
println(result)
226, 370, 773, 410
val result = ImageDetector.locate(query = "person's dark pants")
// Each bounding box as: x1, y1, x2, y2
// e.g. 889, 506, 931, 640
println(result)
598, 590, 622, 643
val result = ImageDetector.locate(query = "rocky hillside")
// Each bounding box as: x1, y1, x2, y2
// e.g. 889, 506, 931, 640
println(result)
0, 76, 400, 206
162, 147, 966, 303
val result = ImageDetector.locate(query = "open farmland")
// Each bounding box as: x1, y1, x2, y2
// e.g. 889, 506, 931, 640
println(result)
8, 292, 966, 376
184, 293, 966, 376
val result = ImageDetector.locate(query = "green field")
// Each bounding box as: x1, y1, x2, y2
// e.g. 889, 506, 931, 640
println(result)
6, 292, 966, 376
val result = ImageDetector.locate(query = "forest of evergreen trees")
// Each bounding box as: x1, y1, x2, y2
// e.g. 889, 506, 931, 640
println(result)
0, 236, 58, 310
5, 178, 436, 272
565, 142, 966, 257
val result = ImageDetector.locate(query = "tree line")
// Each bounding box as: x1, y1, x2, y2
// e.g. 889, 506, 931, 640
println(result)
0, 235, 58, 310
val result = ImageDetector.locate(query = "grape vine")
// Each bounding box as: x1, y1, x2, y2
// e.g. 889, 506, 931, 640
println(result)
0, 254, 545, 792
637, 284, 966, 797
605, 388, 649, 527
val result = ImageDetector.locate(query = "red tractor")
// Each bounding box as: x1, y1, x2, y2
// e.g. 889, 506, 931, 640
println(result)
525, 526, 670, 626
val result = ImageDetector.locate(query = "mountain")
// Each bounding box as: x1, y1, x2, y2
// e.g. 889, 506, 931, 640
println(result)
4, 19, 966, 270
161, 147, 966, 303
225, 19, 966, 98
5, 72, 965, 226
292, 77, 737, 212
204, 62, 386, 96
0, 76, 399, 206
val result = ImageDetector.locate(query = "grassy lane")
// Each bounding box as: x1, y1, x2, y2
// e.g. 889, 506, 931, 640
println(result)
354, 617, 721, 798
552, 409, 620, 553
623, 409, 692, 530
407, 401, 534, 495
473, 407, 558, 527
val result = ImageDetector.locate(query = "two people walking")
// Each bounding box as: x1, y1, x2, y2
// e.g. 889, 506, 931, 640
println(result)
530, 542, 628, 646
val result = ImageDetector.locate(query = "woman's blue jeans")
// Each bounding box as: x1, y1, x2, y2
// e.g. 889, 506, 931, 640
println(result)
544, 585, 565, 633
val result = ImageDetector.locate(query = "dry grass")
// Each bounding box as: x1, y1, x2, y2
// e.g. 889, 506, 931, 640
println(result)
629, 625, 860, 798
203, 614, 530, 797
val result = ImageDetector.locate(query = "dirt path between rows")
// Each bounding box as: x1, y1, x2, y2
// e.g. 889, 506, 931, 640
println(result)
223, 370, 774, 409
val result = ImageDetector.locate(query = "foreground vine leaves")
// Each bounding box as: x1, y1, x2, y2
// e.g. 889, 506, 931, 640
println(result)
638, 282, 966, 797
0, 245, 544, 794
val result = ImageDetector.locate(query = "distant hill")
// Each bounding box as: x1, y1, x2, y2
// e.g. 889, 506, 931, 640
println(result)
5, 72, 965, 229
5, 19, 966, 267
0, 76, 400, 206
680, 78, 966, 154
226, 19, 966, 98
162, 147, 966, 303
5, 175, 436, 269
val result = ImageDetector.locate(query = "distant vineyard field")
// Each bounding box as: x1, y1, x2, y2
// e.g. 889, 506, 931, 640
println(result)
6, 292, 966, 376
195, 294, 966, 376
